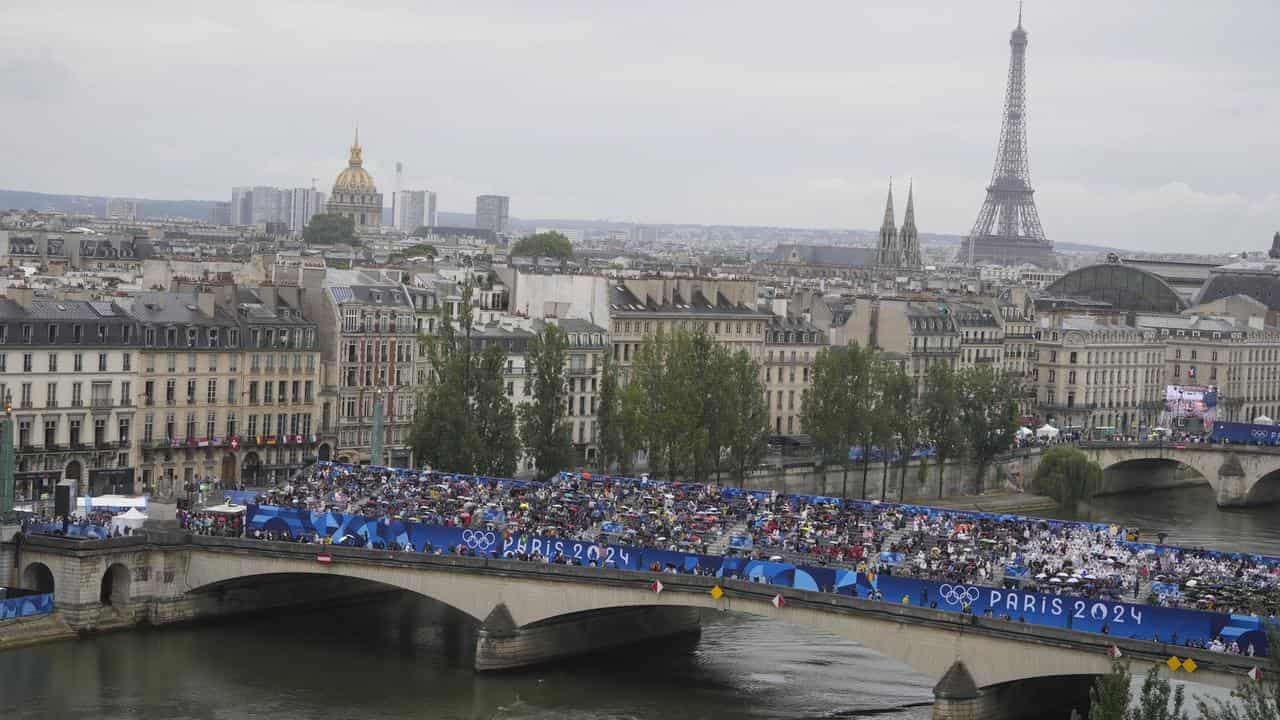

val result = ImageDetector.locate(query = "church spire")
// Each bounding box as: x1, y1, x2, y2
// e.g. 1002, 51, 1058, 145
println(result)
902, 180, 916, 231
349, 126, 363, 167
881, 179, 896, 232
900, 180, 921, 268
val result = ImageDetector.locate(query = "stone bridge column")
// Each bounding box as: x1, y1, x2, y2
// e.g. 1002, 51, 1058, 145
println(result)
932, 660, 982, 720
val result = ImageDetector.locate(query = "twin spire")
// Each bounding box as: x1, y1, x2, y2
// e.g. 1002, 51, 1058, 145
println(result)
876, 179, 921, 269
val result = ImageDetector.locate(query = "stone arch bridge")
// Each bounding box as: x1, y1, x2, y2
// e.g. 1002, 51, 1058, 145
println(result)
3, 533, 1260, 719
1074, 442, 1280, 507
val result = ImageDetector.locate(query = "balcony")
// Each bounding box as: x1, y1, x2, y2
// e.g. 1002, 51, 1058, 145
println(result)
186, 397, 196, 405
567, 366, 595, 376
91, 397, 114, 409
71, 399, 84, 408
20, 400, 32, 409
46, 400, 58, 408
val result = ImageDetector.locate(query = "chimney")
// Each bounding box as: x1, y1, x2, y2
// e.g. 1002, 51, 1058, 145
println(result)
197, 289, 216, 317
6, 286, 34, 309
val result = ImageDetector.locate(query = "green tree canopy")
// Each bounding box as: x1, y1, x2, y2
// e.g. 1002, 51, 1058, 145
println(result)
1033, 445, 1103, 508
1197, 626, 1280, 719
955, 365, 1022, 493
410, 283, 518, 476
920, 362, 964, 499
800, 344, 875, 499
403, 243, 436, 258
519, 324, 573, 479
511, 231, 573, 259
303, 213, 356, 245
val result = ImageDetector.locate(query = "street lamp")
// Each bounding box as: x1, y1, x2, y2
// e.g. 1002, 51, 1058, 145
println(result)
0, 390, 13, 515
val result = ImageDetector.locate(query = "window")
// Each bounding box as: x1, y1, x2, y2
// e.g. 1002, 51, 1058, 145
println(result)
165, 413, 175, 440
188, 353, 197, 372
0, 355, 5, 372
72, 382, 83, 407
118, 418, 130, 445
249, 381, 259, 404
22, 353, 31, 372
227, 412, 237, 437
45, 383, 56, 407
167, 353, 176, 372
208, 353, 217, 372
186, 379, 196, 403
264, 382, 273, 403
206, 413, 216, 439
98, 353, 107, 372
20, 382, 31, 407
122, 353, 131, 372
73, 353, 82, 372
121, 381, 131, 406
73, 418, 84, 446
165, 379, 175, 404
21, 325, 31, 344
186, 413, 196, 439
227, 379, 237, 404
304, 381, 314, 402
207, 379, 217, 403
247, 414, 258, 437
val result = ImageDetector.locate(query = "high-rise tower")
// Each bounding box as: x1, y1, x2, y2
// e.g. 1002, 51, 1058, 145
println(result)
875, 181, 901, 267
958, 6, 1052, 266
900, 181, 921, 268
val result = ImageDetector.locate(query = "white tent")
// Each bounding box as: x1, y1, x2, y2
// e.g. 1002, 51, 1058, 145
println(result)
110, 508, 148, 534
1016, 426, 1034, 438
1036, 424, 1060, 439
1254, 416, 1274, 425
201, 502, 246, 515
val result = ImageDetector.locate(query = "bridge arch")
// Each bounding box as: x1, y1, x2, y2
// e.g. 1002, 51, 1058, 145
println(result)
178, 548, 1142, 690
100, 562, 131, 606
1245, 467, 1280, 505
22, 561, 55, 594
1093, 456, 1211, 496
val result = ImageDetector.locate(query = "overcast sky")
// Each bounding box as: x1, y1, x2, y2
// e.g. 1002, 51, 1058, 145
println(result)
2, 1, 1277, 252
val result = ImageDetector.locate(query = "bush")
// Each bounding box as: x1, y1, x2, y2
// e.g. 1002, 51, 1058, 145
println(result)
1032, 446, 1103, 507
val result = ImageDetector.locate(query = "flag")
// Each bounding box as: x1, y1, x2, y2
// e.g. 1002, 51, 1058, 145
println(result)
650, 579, 664, 594
772, 594, 785, 609
709, 585, 724, 600
315, 552, 333, 565
1107, 646, 1122, 659
1248, 667, 1262, 682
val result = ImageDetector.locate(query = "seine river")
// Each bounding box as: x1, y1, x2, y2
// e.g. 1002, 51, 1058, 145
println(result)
1, 484, 1273, 720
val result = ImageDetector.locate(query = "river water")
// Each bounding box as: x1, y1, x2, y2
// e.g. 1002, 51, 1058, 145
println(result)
0, 484, 1272, 720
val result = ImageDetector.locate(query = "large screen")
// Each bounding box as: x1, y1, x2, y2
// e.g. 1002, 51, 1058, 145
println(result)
1161, 384, 1217, 429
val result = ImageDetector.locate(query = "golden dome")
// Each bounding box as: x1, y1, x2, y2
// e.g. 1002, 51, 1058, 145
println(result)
332, 129, 377, 194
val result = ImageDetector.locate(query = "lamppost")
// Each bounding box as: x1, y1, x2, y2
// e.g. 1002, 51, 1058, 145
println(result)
371, 387, 385, 468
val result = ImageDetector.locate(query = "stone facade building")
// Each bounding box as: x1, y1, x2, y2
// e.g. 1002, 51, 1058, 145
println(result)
763, 315, 826, 437
325, 131, 383, 232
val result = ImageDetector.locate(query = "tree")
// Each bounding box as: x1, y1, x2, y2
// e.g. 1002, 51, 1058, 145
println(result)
1033, 446, 1103, 508
1084, 660, 1189, 720
511, 231, 573, 259
1089, 659, 1132, 720
955, 365, 1022, 494
873, 359, 917, 501
402, 243, 436, 258
303, 213, 356, 245
409, 283, 518, 476
519, 324, 572, 479
802, 345, 872, 499
721, 349, 770, 486
920, 362, 963, 499
596, 351, 626, 472
1197, 626, 1280, 719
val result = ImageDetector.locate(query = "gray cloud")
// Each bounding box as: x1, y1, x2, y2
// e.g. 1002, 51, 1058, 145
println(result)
0, 0, 1276, 253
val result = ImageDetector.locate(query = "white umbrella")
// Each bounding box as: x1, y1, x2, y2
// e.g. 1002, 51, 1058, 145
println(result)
1016, 426, 1034, 438
1036, 424, 1060, 439
1254, 416, 1274, 425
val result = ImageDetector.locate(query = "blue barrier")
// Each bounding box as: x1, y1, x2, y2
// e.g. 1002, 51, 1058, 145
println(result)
0, 592, 53, 621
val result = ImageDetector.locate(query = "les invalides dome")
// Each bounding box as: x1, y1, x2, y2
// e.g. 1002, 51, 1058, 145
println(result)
325, 129, 383, 231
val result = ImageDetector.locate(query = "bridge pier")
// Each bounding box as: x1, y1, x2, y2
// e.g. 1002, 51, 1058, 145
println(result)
474, 603, 702, 671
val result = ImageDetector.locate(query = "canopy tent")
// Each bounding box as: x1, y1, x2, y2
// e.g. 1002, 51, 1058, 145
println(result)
1016, 427, 1034, 438
1254, 416, 1274, 426
110, 508, 148, 534
201, 503, 247, 515
83, 494, 148, 513
1035, 424, 1060, 439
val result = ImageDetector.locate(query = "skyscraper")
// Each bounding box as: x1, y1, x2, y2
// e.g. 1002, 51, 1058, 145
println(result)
395, 190, 437, 232
476, 195, 510, 234
289, 188, 327, 232
105, 198, 141, 222
230, 187, 253, 226
958, 7, 1053, 266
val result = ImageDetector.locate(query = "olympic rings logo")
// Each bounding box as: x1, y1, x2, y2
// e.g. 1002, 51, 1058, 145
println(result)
938, 584, 982, 606
461, 529, 496, 551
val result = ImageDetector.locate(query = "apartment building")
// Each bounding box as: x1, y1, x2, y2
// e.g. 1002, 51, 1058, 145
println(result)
127, 292, 245, 499
1033, 316, 1165, 433
0, 294, 140, 501
763, 315, 827, 437
304, 270, 417, 467
951, 301, 1005, 369
553, 318, 607, 463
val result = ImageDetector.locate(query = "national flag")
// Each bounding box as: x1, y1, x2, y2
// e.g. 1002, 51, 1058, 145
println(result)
772, 594, 786, 609
315, 552, 333, 565
1248, 667, 1262, 682
650, 579, 664, 594
1107, 645, 1122, 659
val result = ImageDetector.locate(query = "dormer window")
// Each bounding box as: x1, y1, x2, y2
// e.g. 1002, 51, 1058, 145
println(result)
208, 328, 219, 345
186, 327, 197, 346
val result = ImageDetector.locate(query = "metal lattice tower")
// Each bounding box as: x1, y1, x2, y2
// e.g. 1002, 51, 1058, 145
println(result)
960, 5, 1052, 266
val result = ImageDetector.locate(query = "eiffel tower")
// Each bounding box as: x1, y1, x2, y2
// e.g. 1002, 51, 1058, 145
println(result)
959, 5, 1053, 266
